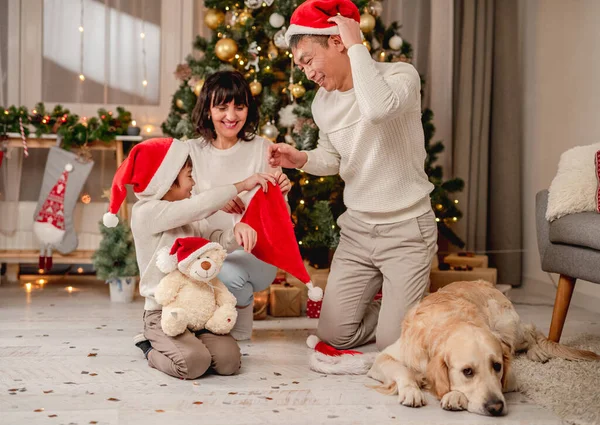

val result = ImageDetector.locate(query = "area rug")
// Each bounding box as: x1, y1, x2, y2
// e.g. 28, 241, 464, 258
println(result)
512, 334, 600, 425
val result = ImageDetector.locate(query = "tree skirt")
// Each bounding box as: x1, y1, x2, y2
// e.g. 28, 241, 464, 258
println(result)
513, 334, 600, 425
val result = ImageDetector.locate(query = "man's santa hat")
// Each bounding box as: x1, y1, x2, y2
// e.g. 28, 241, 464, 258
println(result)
103, 138, 189, 227
156, 237, 220, 274
233, 183, 323, 301
285, 0, 361, 46
306, 335, 376, 375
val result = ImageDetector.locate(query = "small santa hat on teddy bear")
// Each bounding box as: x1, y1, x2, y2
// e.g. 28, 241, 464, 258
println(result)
156, 237, 220, 274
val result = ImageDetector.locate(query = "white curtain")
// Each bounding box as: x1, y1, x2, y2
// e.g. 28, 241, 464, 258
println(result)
382, 0, 454, 174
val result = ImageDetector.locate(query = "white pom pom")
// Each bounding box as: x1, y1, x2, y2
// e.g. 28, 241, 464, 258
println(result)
65, 163, 74, 172
156, 246, 177, 273
102, 212, 119, 228
307, 282, 324, 302
306, 335, 320, 349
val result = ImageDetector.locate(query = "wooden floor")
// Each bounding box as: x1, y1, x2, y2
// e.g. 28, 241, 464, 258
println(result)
1, 278, 599, 425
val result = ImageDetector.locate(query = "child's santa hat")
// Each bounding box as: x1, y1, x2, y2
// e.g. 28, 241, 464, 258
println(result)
234, 183, 324, 302
306, 335, 376, 375
103, 138, 189, 228
156, 237, 221, 274
285, 0, 361, 46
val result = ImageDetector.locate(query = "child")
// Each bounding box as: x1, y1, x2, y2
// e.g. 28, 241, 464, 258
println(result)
189, 70, 292, 341
103, 137, 276, 379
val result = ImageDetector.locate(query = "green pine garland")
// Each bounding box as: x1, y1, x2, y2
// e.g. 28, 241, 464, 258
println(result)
1, 103, 134, 150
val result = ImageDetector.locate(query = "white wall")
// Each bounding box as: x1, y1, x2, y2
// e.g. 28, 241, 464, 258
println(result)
521, 0, 600, 311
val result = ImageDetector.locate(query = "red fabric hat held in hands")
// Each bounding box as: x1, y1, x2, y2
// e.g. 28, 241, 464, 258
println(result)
285, 0, 361, 46
237, 183, 323, 302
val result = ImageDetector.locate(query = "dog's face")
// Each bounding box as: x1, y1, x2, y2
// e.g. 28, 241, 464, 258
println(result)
427, 324, 510, 416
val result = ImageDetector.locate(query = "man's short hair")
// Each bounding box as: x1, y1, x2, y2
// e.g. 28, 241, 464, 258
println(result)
288, 34, 330, 51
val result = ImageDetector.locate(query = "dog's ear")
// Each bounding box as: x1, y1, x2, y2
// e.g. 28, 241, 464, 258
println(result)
500, 340, 512, 391
426, 354, 450, 399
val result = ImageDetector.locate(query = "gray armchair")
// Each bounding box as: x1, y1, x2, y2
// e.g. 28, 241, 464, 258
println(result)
536, 190, 600, 342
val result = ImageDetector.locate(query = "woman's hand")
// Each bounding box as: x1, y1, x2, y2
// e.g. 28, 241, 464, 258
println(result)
235, 172, 277, 193
274, 170, 291, 195
234, 222, 257, 253
221, 196, 246, 214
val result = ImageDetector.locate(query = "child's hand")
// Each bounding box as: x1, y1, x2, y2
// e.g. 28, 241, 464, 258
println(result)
274, 170, 291, 195
234, 222, 257, 253
221, 196, 246, 214
236, 173, 277, 193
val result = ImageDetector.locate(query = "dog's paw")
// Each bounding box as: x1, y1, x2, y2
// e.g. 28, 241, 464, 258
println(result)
397, 386, 427, 407
526, 345, 550, 363
441, 391, 468, 411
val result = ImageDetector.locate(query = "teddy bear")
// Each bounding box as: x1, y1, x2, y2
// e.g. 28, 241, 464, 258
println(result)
154, 237, 237, 337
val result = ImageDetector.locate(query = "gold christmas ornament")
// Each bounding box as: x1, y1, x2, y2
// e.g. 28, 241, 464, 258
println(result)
176, 98, 184, 109
290, 83, 306, 98
360, 11, 376, 33
204, 9, 225, 30
368, 0, 383, 17
215, 37, 238, 61
261, 121, 279, 140
362, 40, 372, 51
249, 80, 263, 96
238, 9, 252, 25
268, 42, 279, 60
193, 80, 205, 96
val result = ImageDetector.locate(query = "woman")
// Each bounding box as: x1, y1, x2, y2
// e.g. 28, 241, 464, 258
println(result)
189, 70, 291, 341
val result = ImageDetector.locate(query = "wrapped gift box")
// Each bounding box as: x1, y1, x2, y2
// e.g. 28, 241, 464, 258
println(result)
269, 282, 302, 317
253, 287, 270, 320
429, 267, 497, 292
306, 299, 322, 318
443, 252, 489, 268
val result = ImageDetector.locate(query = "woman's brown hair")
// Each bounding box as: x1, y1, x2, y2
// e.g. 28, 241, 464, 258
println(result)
192, 70, 259, 142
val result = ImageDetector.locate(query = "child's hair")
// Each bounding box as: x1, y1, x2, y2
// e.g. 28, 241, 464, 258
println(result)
171, 156, 193, 188
192, 70, 259, 143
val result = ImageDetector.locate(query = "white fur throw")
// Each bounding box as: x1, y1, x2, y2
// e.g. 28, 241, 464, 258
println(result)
546, 143, 600, 221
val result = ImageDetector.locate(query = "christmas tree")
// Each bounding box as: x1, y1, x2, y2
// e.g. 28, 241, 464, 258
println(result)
161, 0, 465, 264
92, 220, 139, 281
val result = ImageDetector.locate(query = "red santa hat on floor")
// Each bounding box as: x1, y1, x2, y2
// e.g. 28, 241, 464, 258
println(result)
156, 237, 221, 274
306, 335, 376, 375
285, 0, 361, 46
103, 138, 189, 227
234, 183, 324, 302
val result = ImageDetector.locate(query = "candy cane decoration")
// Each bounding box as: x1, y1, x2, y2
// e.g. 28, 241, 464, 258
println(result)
19, 117, 28, 157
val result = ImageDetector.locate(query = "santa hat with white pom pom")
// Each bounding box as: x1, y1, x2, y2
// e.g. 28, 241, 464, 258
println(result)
306, 335, 376, 375
103, 138, 189, 228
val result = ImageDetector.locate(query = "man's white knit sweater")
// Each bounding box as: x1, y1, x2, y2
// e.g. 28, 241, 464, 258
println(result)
302, 44, 434, 224
131, 186, 239, 310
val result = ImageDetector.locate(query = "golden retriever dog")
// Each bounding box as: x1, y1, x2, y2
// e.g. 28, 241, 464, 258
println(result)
367, 280, 599, 416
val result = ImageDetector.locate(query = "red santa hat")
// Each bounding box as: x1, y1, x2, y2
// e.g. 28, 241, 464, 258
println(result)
33, 163, 71, 246
156, 237, 221, 274
285, 0, 361, 46
103, 138, 189, 228
306, 335, 376, 375
237, 183, 323, 302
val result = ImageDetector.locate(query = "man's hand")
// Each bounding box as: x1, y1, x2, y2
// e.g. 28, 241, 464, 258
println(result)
327, 15, 362, 49
221, 196, 246, 214
267, 143, 308, 169
274, 170, 291, 195
234, 222, 257, 253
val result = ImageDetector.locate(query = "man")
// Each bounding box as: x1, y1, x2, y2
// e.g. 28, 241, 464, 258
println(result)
268, 0, 437, 351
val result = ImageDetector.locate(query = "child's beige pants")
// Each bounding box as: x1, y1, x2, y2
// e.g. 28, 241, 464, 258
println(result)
143, 310, 241, 379
317, 209, 438, 351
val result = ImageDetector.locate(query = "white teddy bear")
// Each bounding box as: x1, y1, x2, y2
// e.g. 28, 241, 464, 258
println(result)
154, 237, 237, 337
